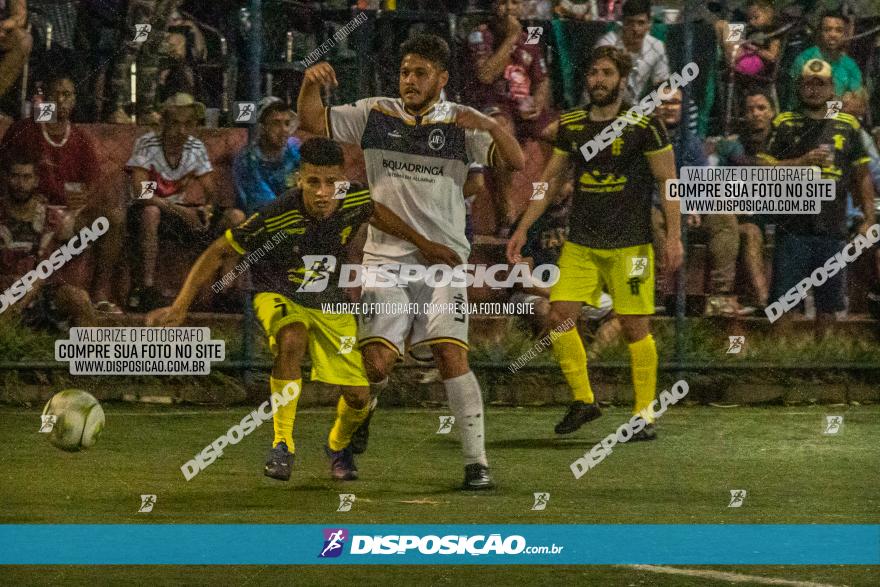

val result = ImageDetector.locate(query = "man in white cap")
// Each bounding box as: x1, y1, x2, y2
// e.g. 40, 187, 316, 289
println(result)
759, 58, 874, 331
126, 92, 245, 311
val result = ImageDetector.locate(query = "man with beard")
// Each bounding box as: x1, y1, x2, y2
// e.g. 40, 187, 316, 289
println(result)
297, 34, 525, 490
507, 45, 682, 439
0, 73, 124, 314
760, 59, 874, 330
0, 153, 99, 328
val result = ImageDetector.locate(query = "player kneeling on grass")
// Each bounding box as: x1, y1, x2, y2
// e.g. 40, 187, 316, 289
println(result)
148, 138, 414, 482
507, 46, 683, 439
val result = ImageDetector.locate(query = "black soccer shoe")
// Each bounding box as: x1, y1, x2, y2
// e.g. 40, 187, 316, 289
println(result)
325, 445, 359, 481
554, 401, 602, 434
349, 398, 376, 455
631, 422, 657, 442
264, 441, 295, 481
462, 463, 495, 490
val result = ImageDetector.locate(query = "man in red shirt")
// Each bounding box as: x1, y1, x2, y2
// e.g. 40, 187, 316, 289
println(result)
0, 153, 98, 328
0, 73, 124, 313
465, 0, 554, 237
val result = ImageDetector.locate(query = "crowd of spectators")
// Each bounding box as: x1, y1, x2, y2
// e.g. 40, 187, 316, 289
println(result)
0, 0, 879, 331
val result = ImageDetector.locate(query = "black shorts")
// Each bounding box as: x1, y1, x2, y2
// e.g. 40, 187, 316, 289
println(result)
128, 202, 226, 247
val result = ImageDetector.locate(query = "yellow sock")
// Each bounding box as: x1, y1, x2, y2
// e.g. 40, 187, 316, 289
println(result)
629, 334, 658, 423
271, 377, 301, 451
328, 395, 371, 451
551, 327, 595, 403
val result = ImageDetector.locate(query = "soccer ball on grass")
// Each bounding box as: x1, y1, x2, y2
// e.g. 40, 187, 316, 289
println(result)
41, 389, 105, 452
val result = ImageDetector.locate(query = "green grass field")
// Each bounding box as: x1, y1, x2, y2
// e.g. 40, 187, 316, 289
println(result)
1, 404, 878, 585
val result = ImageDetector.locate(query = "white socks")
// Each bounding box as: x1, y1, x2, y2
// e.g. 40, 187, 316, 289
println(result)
444, 371, 488, 467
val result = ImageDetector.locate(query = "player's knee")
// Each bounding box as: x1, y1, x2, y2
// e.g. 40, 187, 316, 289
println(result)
548, 307, 577, 331
619, 316, 650, 343
341, 387, 369, 409
275, 325, 307, 360
432, 343, 468, 375
361, 346, 393, 382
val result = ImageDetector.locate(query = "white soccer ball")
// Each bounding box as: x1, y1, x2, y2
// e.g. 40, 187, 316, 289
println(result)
42, 389, 105, 452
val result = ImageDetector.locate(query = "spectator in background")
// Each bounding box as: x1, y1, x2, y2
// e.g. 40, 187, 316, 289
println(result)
0, 73, 124, 314
465, 0, 554, 237
0, 0, 31, 104
761, 59, 874, 331
508, 186, 615, 339
788, 9, 862, 109
653, 88, 743, 316
595, 0, 669, 103
0, 153, 98, 328
233, 98, 301, 216
108, 0, 184, 124
727, 0, 781, 88
710, 88, 776, 309
841, 88, 880, 197
126, 92, 244, 311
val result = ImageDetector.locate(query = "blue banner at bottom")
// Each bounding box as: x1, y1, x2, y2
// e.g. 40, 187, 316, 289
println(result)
1, 524, 877, 565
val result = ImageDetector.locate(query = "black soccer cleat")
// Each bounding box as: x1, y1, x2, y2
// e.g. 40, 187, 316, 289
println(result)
631, 422, 657, 442
462, 463, 495, 490
554, 401, 602, 434
325, 445, 359, 481
350, 398, 377, 455
264, 441, 295, 481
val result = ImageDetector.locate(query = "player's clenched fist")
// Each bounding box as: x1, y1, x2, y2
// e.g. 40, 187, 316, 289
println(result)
303, 62, 339, 89
454, 106, 497, 132
506, 229, 527, 264
664, 238, 684, 278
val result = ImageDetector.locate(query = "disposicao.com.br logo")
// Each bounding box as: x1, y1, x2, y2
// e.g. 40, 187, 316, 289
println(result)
318, 529, 563, 557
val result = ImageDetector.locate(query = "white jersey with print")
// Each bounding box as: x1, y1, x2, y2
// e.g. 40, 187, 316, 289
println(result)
126, 131, 214, 204
326, 97, 496, 262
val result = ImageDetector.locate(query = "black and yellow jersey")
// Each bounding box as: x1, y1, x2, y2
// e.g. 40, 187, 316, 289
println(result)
225, 184, 372, 308
553, 106, 671, 249
759, 111, 869, 239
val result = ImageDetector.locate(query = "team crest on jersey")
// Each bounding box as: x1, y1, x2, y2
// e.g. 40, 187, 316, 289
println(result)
428, 128, 446, 151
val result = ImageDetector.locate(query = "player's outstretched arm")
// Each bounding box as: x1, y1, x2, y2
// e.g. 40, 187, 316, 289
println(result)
297, 62, 338, 135
145, 237, 241, 327
370, 202, 461, 266
456, 107, 525, 171
506, 150, 568, 264
647, 148, 683, 277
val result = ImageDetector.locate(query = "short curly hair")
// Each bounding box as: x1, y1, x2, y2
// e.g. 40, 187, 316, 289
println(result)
587, 46, 633, 79
399, 33, 450, 71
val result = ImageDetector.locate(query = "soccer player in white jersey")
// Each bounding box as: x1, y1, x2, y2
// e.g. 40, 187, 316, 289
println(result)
298, 33, 525, 489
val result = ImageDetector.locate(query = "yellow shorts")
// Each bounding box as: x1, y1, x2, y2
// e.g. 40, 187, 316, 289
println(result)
253, 292, 369, 387
550, 241, 655, 315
